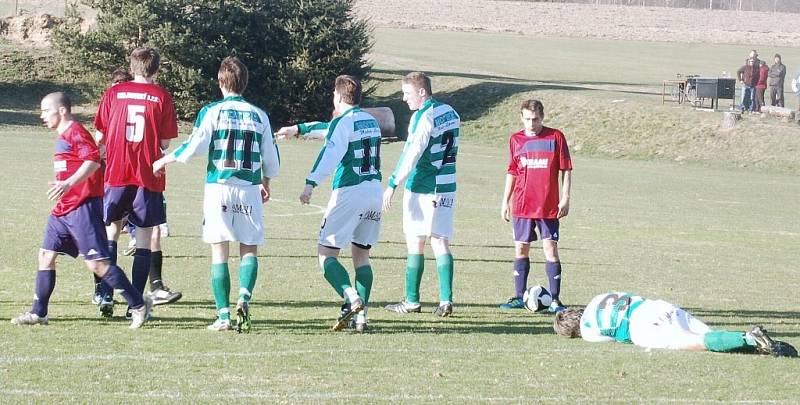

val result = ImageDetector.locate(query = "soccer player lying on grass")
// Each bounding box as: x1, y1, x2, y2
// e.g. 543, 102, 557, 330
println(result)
298, 75, 382, 333
553, 292, 798, 357
153, 57, 280, 333
11, 92, 152, 329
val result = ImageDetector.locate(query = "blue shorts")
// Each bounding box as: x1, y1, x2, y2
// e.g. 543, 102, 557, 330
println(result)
42, 197, 110, 261
104, 185, 166, 227
512, 217, 559, 243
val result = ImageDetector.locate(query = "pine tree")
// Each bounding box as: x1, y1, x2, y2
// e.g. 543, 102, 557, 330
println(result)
52, 0, 372, 124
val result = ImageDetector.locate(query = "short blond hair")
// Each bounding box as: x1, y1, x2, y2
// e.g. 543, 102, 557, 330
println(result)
129, 47, 160, 78
218, 57, 248, 94
402, 71, 432, 96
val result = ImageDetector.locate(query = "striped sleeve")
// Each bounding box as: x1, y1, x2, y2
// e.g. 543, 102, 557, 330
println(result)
388, 111, 432, 189
172, 105, 215, 163
305, 117, 347, 187
260, 111, 280, 179
298, 121, 330, 140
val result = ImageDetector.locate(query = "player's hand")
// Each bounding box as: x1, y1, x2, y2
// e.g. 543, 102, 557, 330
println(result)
275, 125, 299, 140
261, 184, 271, 203
500, 203, 511, 222
47, 180, 70, 201
557, 199, 570, 219
152, 158, 166, 177
299, 184, 314, 205
382, 187, 395, 211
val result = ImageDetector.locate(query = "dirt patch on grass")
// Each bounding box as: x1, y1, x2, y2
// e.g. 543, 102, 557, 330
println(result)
355, 0, 800, 46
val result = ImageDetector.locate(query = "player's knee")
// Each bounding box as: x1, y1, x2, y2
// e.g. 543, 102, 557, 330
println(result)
542, 241, 559, 261
430, 236, 450, 256
37, 249, 57, 269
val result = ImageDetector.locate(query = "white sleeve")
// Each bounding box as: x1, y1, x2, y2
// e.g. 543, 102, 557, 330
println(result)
305, 119, 348, 187
387, 112, 432, 189
172, 107, 215, 163
260, 118, 280, 179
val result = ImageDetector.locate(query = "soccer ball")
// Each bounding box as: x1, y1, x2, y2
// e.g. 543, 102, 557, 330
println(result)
523, 285, 552, 312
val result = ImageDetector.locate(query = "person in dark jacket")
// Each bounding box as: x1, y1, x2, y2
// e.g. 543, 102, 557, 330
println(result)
768, 54, 786, 107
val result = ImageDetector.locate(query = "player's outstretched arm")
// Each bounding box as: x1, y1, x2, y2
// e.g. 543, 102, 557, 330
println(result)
275, 125, 299, 140
152, 154, 176, 176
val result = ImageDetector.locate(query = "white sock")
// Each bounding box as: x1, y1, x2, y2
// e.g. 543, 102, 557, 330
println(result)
344, 287, 360, 304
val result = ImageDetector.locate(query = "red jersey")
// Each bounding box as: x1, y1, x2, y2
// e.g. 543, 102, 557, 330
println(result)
94, 81, 178, 192
53, 121, 104, 216
506, 127, 572, 219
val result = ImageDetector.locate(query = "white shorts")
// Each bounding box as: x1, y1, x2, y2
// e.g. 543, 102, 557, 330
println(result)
629, 300, 711, 350
202, 183, 264, 245
319, 181, 382, 249
402, 191, 455, 240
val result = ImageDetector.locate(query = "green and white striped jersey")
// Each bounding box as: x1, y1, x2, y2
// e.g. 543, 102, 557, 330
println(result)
170, 95, 280, 185
580, 292, 646, 344
388, 99, 460, 194
297, 121, 329, 140
306, 107, 382, 190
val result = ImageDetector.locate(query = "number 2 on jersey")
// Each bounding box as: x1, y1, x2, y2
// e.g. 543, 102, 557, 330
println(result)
125, 105, 146, 142
441, 129, 457, 164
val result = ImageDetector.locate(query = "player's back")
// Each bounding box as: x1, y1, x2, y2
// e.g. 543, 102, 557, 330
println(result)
329, 108, 382, 189
95, 81, 178, 192
581, 292, 646, 343
187, 96, 277, 185
406, 99, 460, 194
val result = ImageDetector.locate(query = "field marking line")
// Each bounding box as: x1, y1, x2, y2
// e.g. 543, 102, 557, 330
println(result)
0, 347, 681, 364
0, 389, 790, 403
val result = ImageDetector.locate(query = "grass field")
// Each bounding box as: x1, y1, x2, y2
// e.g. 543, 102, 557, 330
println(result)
1, 28, 800, 403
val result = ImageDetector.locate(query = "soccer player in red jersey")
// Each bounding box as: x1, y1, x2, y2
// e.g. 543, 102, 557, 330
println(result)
10, 92, 152, 328
499, 99, 572, 312
94, 47, 179, 316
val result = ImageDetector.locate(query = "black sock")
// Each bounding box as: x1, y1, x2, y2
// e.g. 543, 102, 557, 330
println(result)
149, 250, 163, 291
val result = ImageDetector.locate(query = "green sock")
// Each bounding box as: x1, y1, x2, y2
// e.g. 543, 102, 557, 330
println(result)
436, 254, 454, 302
355, 265, 373, 306
703, 331, 748, 352
405, 254, 424, 304
323, 257, 351, 298
238, 255, 258, 303
211, 263, 231, 320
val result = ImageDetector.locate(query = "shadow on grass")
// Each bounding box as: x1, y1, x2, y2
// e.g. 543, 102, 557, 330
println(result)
365, 69, 659, 139
0, 81, 94, 110
0, 110, 94, 126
